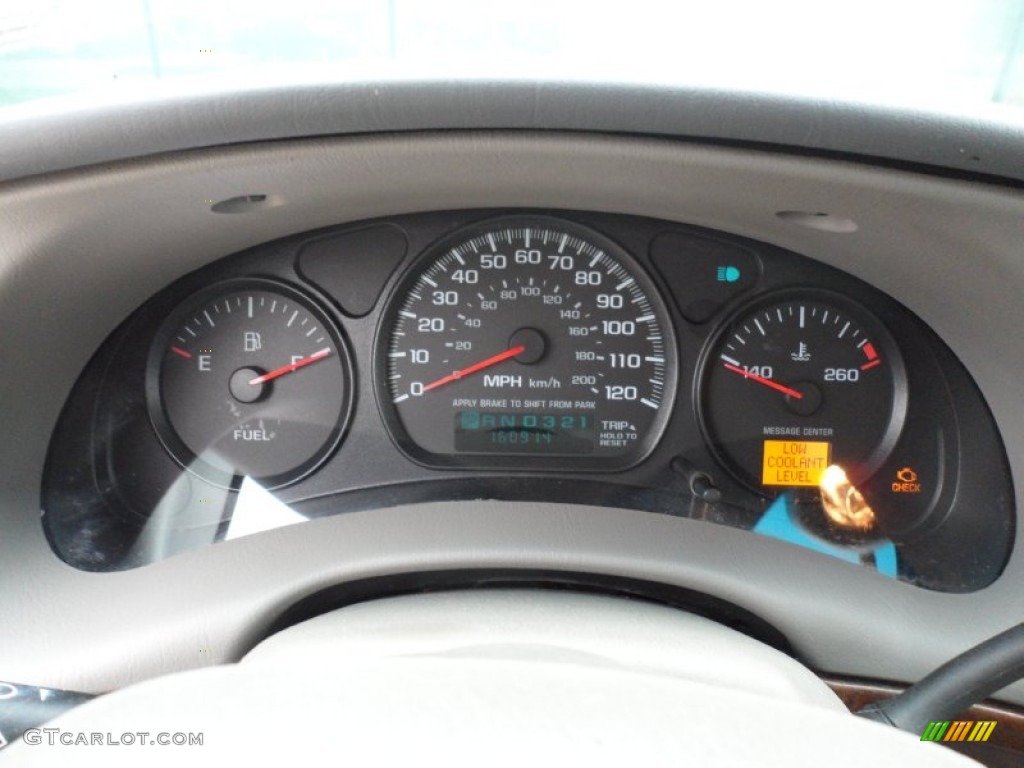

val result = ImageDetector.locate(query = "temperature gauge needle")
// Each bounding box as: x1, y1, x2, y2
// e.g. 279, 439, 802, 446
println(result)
422, 345, 526, 393
723, 362, 804, 400
249, 348, 331, 386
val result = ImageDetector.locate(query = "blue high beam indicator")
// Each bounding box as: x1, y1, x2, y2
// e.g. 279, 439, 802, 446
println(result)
716, 265, 741, 283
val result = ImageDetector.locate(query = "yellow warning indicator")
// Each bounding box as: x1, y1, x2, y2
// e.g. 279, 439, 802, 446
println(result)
762, 440, 831, 487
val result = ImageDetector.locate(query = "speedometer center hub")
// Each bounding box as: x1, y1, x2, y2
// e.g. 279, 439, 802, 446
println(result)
508, 327, 547, 365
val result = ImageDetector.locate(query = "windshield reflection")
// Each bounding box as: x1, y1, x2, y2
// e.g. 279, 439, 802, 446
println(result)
1, 0, 1021, 110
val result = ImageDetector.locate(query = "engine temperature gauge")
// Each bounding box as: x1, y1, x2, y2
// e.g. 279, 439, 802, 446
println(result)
699, 292, 907, 492
147, 280, 352, 488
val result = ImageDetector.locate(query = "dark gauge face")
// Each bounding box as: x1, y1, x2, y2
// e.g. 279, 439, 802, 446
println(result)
378, 217, 677, 470
147, 280, 352, 488
699, 293, 907, 492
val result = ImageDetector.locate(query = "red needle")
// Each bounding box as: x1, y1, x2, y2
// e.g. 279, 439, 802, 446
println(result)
422, 345, 526, 393
249, 348, 331, 386
723, 362, 804, 400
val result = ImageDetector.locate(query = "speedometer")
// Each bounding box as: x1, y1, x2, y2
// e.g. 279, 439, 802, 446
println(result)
377, 216, 677, 470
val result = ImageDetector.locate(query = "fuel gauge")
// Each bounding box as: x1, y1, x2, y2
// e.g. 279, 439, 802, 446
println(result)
147, 280, 352, 489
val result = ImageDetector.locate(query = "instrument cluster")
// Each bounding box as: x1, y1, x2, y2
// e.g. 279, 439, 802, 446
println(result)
41, 210, 1014, 591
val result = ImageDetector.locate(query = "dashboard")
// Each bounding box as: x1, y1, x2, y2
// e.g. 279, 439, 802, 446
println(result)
2, 82, 1024, 736
42, 207, 1012, 595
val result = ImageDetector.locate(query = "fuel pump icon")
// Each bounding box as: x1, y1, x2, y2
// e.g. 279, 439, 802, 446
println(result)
243, 332, 262, 352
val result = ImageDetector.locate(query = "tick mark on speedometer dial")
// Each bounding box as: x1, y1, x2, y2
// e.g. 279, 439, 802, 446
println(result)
379, 217, 678, 468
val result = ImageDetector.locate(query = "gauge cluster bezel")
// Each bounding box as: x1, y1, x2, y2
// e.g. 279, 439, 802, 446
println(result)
39, 208, 1015, 590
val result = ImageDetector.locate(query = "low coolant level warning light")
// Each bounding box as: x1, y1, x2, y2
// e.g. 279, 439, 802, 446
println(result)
762, 440, 831, 487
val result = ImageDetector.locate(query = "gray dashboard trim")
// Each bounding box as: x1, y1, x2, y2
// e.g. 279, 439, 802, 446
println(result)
0, 133, 1022, 701
1, 79, 1023, 184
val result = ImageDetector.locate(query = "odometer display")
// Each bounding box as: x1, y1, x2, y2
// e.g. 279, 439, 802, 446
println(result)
378, 217, 677, 469
455, 411, 595, 453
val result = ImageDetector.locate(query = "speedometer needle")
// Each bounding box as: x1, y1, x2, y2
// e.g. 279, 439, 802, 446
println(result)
421, 345, 526, 393
722, 362, 804, 400
249, 348, 331, 386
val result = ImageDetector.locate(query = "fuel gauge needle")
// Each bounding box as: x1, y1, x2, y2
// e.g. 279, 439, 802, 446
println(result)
249, 348, 331, 386
421, 345, 526, 393
722, 362, 804, 400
